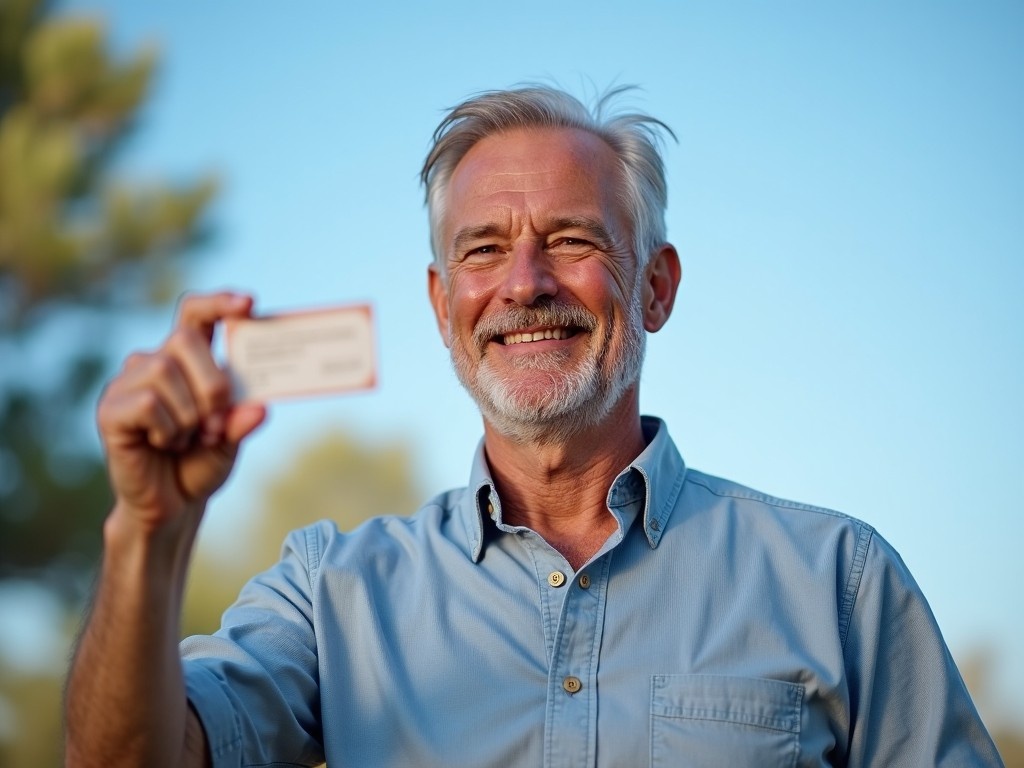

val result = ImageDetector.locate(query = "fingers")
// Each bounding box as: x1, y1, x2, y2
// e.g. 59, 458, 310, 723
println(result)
168, 290, 256, 442
100, 351, 196, 451
174, 290, 268, 446
176, 291, 253, 342
102, 291, 258, 453
163, 326, 233, 444
137, 352, 200, 450
99, 385, 180, 450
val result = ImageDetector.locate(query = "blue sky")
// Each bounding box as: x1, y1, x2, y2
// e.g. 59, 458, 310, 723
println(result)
46, 0, 1024, 717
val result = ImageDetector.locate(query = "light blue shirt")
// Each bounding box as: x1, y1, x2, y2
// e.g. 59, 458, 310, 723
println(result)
182, 417, 1002, 767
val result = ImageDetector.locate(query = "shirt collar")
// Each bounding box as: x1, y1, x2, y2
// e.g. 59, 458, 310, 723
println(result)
458, 416, 688, 562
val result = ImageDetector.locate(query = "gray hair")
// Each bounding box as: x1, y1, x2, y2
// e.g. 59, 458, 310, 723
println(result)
420, 85, 675, 272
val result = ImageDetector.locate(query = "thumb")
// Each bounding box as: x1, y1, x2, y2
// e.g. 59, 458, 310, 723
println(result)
224, 403, 267, 445
177, 404, 266, 504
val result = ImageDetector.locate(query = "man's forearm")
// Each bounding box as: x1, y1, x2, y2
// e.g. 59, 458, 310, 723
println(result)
65, 507, 208, 768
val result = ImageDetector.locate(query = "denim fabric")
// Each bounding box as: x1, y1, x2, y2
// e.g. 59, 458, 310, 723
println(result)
182, 417, 1002, 767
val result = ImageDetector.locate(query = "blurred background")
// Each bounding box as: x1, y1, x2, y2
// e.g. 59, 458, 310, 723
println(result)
0, 0, 1021, 764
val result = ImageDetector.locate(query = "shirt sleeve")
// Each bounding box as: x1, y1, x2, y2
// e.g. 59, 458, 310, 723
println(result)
181, 524, 327, 768
842, 529, 1004, 767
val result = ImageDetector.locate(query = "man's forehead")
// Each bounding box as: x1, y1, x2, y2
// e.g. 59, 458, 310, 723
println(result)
448, 128, 619, 203
456, 169, 565, 196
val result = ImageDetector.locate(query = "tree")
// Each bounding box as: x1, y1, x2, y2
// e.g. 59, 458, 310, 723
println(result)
0, 0, 216, 600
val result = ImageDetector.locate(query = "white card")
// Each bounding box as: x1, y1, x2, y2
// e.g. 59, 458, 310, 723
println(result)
226, 304, 376, 402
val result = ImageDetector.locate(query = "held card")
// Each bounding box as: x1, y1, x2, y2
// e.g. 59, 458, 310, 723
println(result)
225, 304, 376, 402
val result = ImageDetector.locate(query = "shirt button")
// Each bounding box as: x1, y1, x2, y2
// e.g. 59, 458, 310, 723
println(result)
562, 676, 582, 694
578, 573, 591, 589
547, 571, 566, 588
486, 502, 495, 520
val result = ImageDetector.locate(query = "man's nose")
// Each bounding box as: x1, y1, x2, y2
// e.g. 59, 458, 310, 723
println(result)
500, 243, 558, 306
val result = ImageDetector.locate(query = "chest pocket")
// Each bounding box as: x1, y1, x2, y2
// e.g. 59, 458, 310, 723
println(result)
651, 674, 803, 768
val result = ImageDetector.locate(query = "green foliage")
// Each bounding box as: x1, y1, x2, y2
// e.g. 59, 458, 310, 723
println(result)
0, 0, 217, 328
0, 5, 219, 759
0, 384, 111, 591
0, 0, 215, 592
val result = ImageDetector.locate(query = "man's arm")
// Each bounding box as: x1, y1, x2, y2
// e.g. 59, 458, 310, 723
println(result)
64, 293, 264, 768
66, 504, 209, 768
843, 530, 1004, 767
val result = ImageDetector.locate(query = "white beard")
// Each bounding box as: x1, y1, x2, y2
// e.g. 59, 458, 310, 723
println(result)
449, 278, 646, 444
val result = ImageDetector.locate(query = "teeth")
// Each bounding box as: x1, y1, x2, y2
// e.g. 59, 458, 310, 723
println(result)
503, 328, 568, 345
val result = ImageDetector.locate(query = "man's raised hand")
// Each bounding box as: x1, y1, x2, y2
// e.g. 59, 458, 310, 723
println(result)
96, 292, 266, 533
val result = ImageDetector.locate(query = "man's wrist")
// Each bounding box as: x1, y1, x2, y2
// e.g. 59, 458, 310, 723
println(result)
103, 501, 205, 581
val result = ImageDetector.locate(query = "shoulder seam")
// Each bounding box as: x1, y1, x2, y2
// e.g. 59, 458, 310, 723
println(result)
685, 471, 852, 522
304, 524, 323, 589
839, 523, 873, 650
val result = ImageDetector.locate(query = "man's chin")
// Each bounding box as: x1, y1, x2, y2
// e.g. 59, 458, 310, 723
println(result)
479, 368, 595, 413
452, 352, 616, 441
473, 381, 611, 443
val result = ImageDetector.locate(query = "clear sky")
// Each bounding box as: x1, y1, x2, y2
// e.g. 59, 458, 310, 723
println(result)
56, 0, 1024, 717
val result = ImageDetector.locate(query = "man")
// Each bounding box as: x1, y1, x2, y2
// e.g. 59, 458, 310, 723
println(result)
65, 86, 1003, 767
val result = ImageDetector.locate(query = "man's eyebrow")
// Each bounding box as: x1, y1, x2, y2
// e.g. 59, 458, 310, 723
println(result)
451, 224, 504, 256
548, 217, 617, 249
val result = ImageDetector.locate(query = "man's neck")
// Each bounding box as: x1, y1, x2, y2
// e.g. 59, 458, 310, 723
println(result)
482, 396, 647, 570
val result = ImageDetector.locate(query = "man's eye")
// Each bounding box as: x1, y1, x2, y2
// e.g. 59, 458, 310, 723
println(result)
550, 237, 593, 250
466, 245, 501, 257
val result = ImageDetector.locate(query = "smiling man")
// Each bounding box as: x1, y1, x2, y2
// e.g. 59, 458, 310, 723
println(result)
65, 87, 1003, 767
427, 122, 675, 568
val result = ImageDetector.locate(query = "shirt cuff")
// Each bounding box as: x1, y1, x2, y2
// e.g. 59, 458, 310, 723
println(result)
184, 659, 243, 768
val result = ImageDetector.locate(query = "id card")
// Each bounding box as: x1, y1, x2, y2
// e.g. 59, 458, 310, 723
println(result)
225, 304, 376, 402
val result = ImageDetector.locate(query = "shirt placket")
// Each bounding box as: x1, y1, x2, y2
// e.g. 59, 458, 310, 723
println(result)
539, 552, 611, 768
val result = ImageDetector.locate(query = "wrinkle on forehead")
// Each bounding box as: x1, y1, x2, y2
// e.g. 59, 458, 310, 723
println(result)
468, 169, 583, 196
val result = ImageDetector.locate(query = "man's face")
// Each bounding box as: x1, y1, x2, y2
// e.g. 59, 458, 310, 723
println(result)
429, 126, 648, 442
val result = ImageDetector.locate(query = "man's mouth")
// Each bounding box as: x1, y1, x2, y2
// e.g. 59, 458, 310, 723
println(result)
499, 327, 576, 345
474, 302, 596, 349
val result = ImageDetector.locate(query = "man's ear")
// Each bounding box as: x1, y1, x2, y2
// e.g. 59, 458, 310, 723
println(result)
642, 243, 681, 333
428, 263, 452, 348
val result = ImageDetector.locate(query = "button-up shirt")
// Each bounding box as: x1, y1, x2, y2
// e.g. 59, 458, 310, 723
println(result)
182, 417, 1003, 767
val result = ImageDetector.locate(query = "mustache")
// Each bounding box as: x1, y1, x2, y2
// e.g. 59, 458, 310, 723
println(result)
471, 300, 598, 347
